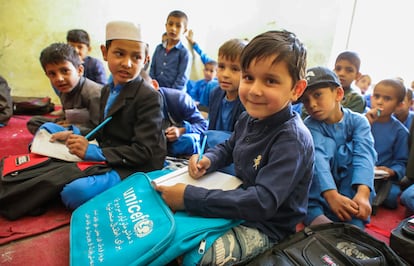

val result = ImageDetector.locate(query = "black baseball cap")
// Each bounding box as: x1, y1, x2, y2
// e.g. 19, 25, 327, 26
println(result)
305, 66, 341, 89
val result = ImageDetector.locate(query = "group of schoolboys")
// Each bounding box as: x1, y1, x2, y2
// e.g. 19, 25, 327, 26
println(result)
14, 8, 414, 265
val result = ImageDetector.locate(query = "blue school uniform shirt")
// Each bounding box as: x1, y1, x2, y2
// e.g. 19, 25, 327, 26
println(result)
304, 108, 377, 227
208, 87, 245, 131
187, 78, 218, 105
371, 116, 409, 180
184, 106, 315, 242
149, 41, 191, 91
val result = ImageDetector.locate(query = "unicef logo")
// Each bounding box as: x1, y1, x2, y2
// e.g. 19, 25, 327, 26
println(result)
134, 219, 153, 237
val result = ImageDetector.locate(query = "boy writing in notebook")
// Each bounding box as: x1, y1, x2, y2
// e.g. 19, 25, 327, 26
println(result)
51, 21, 166, 209
300, 66, 376, 228
156, 30, 314, 264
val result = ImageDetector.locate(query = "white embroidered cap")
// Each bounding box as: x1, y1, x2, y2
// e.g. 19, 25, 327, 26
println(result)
105, 21, 145, 43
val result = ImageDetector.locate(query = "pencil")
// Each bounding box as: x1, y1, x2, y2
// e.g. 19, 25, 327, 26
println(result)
199, 135, 207, 161
85, 116, 112, 140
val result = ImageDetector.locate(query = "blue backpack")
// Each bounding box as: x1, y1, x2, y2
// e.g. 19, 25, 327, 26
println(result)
70, 170, 241, 266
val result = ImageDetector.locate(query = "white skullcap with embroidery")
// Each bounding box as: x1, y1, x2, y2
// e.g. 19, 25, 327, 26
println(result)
105, 21, 145, 43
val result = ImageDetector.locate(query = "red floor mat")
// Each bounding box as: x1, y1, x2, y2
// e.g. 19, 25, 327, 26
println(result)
0, 202, 71, 245
0, 115, 33, 158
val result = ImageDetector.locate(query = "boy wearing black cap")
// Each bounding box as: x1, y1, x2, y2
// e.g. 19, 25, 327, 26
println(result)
300, 66, 377, 228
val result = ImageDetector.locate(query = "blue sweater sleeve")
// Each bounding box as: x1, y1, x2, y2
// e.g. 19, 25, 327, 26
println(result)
192, 43, 213, 65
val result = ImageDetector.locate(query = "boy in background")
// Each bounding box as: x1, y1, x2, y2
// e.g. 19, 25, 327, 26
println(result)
27, 43, 102, 135
67, 29, 107, 85
51, 21, 166, 210
300, 66, 376, 228
334, 51, 366, 113
365, 79, 409, 210
156, 30, 314, 264
0, 75, 12, 127
207, 38, 247, 132
150, 10, 192, 91
187, 60, 218, 108
394, 87, 414, 130
185, 29, 218, 110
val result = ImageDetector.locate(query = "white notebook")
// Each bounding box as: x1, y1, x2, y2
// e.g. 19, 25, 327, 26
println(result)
30, 128, 98, 162
152, 166, 242, 190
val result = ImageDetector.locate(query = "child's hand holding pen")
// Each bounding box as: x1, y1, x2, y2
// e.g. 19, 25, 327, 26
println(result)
189, 136, 210, 179
50, 130, 88, 159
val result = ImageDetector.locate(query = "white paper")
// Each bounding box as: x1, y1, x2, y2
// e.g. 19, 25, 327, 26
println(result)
152, 166, 242, 190
30, 128, 98, 162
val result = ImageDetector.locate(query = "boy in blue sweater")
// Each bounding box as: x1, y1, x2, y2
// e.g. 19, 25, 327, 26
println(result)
300, 66, 377, 228
156, 30, 314, 265
365, 79, 409, 210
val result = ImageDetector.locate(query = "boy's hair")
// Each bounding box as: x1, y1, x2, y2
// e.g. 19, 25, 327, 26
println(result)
218, 39, 248, 62
375, 78, 406, 103
39, 43, 82, 71
335, 51, 361, 72
240, 30, 307, 85
167, 10, 188, 27
406, 87, 413, 101
67, 29, 90, 46
205, 60, 218, 68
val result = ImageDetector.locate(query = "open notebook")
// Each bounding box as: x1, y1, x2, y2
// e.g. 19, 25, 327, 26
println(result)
30, 129, 98, 162
152, 166, 242, 190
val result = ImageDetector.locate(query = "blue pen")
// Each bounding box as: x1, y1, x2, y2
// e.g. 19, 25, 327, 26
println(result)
85, 116, 112, 140
199, 135, 207, 161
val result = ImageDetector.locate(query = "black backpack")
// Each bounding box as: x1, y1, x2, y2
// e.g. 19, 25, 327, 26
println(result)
390, 216, 414, 265
247, 222, 408, 266
0, 153, 111, 220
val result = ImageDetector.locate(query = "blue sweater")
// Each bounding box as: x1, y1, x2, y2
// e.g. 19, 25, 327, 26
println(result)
184, 106, 314, 241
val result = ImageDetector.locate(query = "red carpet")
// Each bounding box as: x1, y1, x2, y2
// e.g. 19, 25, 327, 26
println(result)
0, 115, 33, 158
0, 202, 71, 245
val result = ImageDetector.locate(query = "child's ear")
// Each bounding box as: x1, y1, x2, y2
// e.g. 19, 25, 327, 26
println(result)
335, 86, 345, 102
78, 64, 84, 77
291, 79, 307, 101
100, 45, 108, 61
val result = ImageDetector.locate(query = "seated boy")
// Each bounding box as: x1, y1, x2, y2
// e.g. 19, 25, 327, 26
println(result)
301, 66, 376, 229
301, 51, 366, 119
187, 60, 218, 109
0, 75, 12, 127
51, 21, 166, 210
207, 38, 247, 133
141, 70, 208, 157
365, 79, 409, 210
156, 30, 314, 265
27, 43, 102, 135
